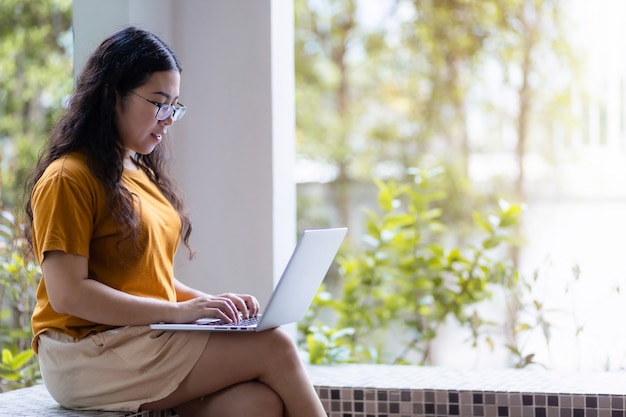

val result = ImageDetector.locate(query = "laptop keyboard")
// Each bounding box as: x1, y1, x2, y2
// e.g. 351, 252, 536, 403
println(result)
204, 316, 260, 326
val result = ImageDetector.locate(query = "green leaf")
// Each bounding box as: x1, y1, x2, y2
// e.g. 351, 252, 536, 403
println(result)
482, 236, 502, 249
515, 323, 533, 334
11, 349, 34, 370
376, 180, 394, 212
447, 248, 462, 263
423, 208, 442, 221
383, 214, 415, 229
0, 369, 22, 381
2, 349, 13, 365
472, 212, 493, 234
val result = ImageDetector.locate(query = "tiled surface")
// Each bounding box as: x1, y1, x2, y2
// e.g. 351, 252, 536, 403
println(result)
0, 384, 176, 417
307, 365, 626, 417
3, 365, 626, 416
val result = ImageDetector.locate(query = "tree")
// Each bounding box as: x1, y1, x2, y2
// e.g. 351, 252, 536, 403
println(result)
0, 0, 72, 392
295, 0, 363, 230
0, 0, 73, 209
491, 0, 576, 202
295, 0, 579, 367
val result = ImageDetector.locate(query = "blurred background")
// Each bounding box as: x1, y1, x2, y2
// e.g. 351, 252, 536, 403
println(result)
2, 1, 626, 391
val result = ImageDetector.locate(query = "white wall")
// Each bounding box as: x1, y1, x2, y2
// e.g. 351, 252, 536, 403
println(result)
72, 0, 296, 306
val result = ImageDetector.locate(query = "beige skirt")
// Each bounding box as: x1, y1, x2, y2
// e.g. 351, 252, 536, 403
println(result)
37, 326, 210, 412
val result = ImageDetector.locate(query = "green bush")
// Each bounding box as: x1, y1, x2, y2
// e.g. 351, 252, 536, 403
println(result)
0, 210, 41, 392
299, 167, 542, 366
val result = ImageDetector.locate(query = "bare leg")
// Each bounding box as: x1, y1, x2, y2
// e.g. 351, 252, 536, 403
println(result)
174, 381, 283, 417
142, 328, 326, 417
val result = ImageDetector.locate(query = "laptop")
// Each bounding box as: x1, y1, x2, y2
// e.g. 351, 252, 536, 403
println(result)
150, 227, 347, 332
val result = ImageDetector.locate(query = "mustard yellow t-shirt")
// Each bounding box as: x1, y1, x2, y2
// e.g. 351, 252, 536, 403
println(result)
30, 152, 181, 352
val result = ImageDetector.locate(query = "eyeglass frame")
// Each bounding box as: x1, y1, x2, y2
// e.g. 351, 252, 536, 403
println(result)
128, 90, 187, 122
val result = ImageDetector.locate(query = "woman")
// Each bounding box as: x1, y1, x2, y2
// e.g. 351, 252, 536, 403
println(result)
25, 26, 326, 417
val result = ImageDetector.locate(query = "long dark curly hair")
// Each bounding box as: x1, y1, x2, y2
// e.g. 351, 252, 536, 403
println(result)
24, 26, 193, 256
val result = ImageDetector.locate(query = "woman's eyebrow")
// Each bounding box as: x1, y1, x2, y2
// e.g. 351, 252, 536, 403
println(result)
150, 91, 180, 101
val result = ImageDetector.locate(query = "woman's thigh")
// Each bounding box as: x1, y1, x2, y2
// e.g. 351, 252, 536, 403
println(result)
38, 327, 209, 412
142, 328, 298, 410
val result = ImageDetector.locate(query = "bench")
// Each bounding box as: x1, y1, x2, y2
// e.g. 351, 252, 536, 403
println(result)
2, 365, 626, 416
0, 385, 176, 417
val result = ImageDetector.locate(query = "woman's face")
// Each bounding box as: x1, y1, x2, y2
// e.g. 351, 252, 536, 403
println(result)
114, 70, 181, 157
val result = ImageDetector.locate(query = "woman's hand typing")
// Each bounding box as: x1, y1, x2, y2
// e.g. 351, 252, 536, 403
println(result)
174, 293, 259, 324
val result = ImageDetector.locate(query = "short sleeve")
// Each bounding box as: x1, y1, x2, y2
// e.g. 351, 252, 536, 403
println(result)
31, 173, 95, 263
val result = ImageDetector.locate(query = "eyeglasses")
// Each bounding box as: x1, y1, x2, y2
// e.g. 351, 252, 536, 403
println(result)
129, 91, 187, 122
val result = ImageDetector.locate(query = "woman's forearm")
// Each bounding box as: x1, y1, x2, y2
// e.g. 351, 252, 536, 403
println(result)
56, 277, 180, 325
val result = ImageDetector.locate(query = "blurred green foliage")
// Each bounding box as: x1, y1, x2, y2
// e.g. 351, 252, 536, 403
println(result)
0, 211, 42, 392
298, 167, 554, 367
294, 0, 579, 369
0, 0, 584, 393
0, 0, 73, 208
0, 0, 72, 392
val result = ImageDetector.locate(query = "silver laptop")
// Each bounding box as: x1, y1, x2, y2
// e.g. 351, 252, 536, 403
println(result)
150, 227, 347, 332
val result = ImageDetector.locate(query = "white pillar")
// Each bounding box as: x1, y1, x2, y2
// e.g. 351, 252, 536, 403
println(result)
72, 0, 296, 306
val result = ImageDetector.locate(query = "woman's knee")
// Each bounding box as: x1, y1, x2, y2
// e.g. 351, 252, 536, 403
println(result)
263, 328, 301, 362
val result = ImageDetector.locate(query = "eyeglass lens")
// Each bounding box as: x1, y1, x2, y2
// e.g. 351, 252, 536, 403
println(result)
156, 104, 186, 121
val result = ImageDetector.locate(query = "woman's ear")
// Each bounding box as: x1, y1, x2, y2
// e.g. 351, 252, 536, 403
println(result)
102, 84, 121, 102
108, 86, 124, 120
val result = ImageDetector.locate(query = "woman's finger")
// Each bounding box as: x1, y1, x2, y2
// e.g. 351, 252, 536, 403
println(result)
206, 296, 239, 322
214, 293, 248, 319
242, 295, 260, 317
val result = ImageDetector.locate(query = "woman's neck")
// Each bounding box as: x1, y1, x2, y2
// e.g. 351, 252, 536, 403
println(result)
123, 151, 139, 170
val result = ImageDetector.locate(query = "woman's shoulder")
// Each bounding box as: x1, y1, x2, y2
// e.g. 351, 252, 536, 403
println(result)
40, 152, 98, 186
45, 152, 90, 176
